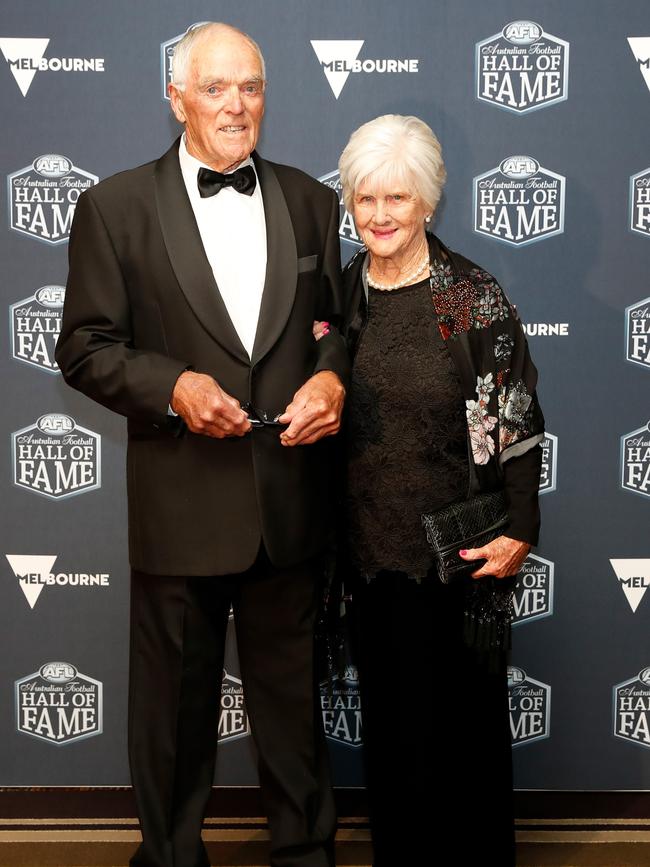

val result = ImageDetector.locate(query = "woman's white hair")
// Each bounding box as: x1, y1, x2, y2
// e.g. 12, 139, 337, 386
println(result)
171, 22, 266, 91
339, 115, 446, 215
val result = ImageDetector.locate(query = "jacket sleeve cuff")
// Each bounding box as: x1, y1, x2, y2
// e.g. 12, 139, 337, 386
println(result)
502, 444, 543, 546
313, 328, 350, 390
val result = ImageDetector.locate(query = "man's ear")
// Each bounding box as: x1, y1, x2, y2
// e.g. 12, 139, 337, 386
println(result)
168, 84, 186, 124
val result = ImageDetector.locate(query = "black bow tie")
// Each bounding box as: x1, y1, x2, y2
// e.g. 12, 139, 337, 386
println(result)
197, 165, 257, 198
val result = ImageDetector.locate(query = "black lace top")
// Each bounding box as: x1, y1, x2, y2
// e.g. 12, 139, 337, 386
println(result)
346, 278, 469, 577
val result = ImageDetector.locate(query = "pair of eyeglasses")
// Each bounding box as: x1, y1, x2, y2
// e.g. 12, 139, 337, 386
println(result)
241, 402, 287, 428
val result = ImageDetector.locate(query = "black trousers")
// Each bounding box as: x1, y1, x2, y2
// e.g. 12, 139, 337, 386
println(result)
352, 570, 515, 867
128, 550, 336, 867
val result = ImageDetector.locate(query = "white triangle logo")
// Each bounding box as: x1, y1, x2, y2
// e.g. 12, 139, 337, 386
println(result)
610, 559, 650, 613
0, 37, 49, 96
310, 40, 364, 99
6, 554, 57, 608
628, 37, 650, 93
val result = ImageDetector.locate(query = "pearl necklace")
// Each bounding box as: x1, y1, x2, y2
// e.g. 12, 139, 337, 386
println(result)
367, 252, 430, 291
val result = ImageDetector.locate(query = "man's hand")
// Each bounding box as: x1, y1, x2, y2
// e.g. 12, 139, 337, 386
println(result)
459, 535, 530, 579
277, 371, 345, 446
171, 371, 251, 438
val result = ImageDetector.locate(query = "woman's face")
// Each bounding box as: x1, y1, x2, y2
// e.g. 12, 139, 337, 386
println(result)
352, 177, 428, 262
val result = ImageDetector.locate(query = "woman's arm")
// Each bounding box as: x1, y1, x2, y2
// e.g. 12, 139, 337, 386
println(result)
459, 444, 543, 579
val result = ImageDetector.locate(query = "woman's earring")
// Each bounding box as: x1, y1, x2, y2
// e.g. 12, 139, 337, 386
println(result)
425, 214, 432, 223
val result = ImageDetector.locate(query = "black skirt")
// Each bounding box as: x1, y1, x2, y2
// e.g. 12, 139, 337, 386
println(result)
350, 568, 515, 866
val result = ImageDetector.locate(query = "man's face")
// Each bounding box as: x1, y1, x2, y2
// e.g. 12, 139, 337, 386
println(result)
169, 29, 265, 172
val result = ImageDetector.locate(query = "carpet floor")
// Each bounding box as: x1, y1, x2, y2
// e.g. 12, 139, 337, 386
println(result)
3, 818, 650, 866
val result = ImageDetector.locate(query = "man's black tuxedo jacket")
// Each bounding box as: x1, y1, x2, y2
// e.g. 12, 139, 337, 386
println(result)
56, 138, 349, 576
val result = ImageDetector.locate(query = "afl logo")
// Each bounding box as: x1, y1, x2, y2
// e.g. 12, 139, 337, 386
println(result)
620, 422, 650, 499
512, 554, 554, 626
500, 156, 539, 179
473, 159, 565, 247
37, 414, 74, 435
318, 169, 363, 257
476, 21, 569, 115
8, 153, 97, 244
640, 668, 650, 685
35, 285, 65, 308
10, 285, 65, 374
508, 665, 551, 746
33, 155, 72, 178
16, 662, 103, 744
630, 167, 650, 237
12, 413, 101, 500
502, 21, 542, 45
320, 667, 363, 748
40, 662, 77, 683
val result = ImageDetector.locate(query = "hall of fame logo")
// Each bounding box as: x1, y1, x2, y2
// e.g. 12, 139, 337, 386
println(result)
218, 670, 250, 742
320, 665, 362, 747
512, 554, 554, 625
610, 560, 650, 614
626, 296, 650, 369
628, 38, 650, 94
15, 662, 103, 745
160, 22, 209, 101
614, 667, 650, 748
8, 155, 97, 245
476, 21, 569, 114
473, 156, 565, 246
5, 554, 110, 610
508, 666, 550, 746
630, 168, 650, 237
10, 285, 64, 373
539, 433, 557, 494
310, 40, 419, 99
318, 169, 362, 256
12, 413, 101, 500
0, 37, 104, 97
621, 422, 650, 500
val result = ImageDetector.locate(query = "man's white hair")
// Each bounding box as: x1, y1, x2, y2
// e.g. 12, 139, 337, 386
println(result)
171, 21, 266, 91
339, 115, 446, 215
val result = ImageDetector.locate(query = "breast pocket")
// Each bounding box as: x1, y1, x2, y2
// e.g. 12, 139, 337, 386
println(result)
297, 254, 318, 274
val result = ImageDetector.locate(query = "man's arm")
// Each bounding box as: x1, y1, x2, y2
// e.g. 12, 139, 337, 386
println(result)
56, 191, 251, 438
278, 188, 349, 446
311, 188, 350, 388
55, 191, 189, 424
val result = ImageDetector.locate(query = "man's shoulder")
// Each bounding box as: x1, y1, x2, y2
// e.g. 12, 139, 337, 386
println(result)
262, 157, 335, 204
84, 157, 158, 208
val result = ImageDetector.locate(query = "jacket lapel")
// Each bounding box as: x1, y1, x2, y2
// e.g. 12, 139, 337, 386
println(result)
154, 137, 249, 364
250, 154, 297, 366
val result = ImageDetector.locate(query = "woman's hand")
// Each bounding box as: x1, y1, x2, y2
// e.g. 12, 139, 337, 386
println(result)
312, 320, 330, 341
459, 535, 530, 579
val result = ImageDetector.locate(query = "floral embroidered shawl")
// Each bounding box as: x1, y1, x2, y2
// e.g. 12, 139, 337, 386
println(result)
343, 233, 545, 493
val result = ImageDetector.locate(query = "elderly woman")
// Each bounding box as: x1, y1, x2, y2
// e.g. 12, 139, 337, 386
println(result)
321, 115, 544, 865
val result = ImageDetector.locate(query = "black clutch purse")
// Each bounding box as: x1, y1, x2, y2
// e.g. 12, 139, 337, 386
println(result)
421, 490, 509, 584
422, 490, 514, 655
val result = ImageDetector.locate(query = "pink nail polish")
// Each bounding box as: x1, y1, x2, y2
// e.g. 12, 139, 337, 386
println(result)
459, 549, 468, 556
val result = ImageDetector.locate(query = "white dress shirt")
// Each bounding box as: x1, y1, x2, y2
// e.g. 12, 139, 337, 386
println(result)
178, 135, 267, 358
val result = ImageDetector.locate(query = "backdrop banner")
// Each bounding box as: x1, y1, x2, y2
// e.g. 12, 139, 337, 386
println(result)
1, 0, 649, 791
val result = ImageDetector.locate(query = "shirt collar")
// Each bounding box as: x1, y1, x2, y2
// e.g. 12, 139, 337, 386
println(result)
178, 133, 255, 178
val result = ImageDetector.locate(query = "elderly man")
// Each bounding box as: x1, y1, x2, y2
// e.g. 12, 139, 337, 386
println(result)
55, 22, 347, 867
